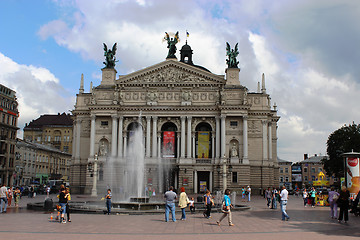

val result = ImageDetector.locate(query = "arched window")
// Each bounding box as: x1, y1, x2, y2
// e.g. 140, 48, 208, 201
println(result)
161, 122, 177, 158
195, 122, 212, 159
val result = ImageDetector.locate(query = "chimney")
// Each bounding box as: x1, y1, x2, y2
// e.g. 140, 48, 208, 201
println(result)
304, 154, 308, 160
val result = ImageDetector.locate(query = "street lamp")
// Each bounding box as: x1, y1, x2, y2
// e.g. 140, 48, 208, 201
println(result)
91, 153, 98, 196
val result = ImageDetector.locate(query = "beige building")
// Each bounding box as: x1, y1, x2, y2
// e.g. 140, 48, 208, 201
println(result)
15, 139, 72, 185
300, 154, 334, 187
0, 84, 19, 186
278, 158, 292, 189
23, 113, 73, 154
71, 42, 280, 194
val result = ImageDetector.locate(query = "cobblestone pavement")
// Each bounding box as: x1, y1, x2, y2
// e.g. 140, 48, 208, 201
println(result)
0, 194, 359, 240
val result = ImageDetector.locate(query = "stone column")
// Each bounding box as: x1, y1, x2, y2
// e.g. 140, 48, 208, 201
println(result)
89, 115, 96, 157
157, 135, 161, 158
209, 171, 213, 192
177, 134, 180, 159
111, 115, 118, 157
146, 116, 151, 158
268, 121, 272, 161
123, 136, 127, 157
152, 116, 158, 158
187, 116, 192, 158
220, 115, 226, 158
192, 134, 196, 159
215, 116, 220, 158
262, 120, 268, 161
243, 116, 249, 164
211, 133, 215, 160
194, 170, 198, 193
180, 116, 186, 158
72, 122, 77, 158
76, 119, 82, 158
117, 117, 123, 157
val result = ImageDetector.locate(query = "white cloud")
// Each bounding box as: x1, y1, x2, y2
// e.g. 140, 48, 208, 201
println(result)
0, 53, 74, 138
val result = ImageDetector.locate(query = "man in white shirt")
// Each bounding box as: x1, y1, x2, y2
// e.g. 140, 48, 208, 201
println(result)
280, 185, 290, 221
247, 186, 251, 202
0, 184, 8, 213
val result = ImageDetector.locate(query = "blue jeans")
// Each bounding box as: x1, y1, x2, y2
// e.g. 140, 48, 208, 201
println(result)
106, 200, 111, 214
59, 203, 66, 214
165, 202, 176, 222
280, 200, 289, 220
0, 197, 7, 212
272, 198, 277, 209
181, 208, 186, 220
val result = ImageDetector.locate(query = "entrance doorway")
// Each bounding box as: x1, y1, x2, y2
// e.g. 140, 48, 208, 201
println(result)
197, 171, 210, 193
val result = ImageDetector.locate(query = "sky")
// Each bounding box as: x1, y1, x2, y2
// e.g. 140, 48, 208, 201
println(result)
1, 0, 360, 162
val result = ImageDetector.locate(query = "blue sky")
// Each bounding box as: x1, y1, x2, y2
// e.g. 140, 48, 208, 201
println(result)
1, 0, 360, 162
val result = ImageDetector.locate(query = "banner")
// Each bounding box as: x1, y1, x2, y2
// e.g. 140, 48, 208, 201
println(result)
162, 131, 175, 158
198, 131, 210, 158
346, 157, 360, 199
200, 181, 207, 192
292, 174, 302, 182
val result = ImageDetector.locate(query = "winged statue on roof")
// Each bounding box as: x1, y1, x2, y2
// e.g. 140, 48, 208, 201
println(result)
163, 31, 180, 59
226, 42, 239, 68
103, 43, 118, 68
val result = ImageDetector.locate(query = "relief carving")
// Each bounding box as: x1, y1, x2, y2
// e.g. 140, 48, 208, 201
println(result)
248, 120, 261, 133
136, 67, 207, 83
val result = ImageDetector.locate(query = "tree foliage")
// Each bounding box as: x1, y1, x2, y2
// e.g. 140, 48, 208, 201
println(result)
323, 123, 360, 178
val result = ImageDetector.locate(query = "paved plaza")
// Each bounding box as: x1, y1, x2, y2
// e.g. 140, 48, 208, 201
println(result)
0, 194, 359, 240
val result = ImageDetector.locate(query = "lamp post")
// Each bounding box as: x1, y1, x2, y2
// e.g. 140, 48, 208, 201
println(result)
91, 153, 98, 196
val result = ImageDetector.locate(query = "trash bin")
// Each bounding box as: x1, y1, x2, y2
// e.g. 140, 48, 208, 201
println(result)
197, 195, 203, 203
44, 198, 53, 211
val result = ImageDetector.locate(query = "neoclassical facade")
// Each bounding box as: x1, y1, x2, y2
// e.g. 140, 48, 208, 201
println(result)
71, 43, 280, 194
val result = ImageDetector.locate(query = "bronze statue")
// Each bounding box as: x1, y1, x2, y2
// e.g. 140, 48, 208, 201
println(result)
226, 42, 239, 68
103, 43, 118, 68
164, 32, 180, 58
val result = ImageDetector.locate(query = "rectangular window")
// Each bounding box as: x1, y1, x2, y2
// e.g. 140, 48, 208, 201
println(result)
230, 121, 238, 127
311, 175, 315, 181
304, 176, 308, 181
304, 167, 307, 173
280, 176, 284, 182
101, 121, 108, 126
285, 168, 288, 173
319, 167, 323, 172
232, 172, 238, 183
63, 146, 69, 153
311, 167, 315, 173
285, 177, 289, 182
280, 168, 283, 173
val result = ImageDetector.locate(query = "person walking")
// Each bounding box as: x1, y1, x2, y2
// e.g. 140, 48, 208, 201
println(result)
7, 187, 13, 206
271, 187, 278, 209
302, 188, 308, 207
13, 187, 21, 207
58, 185, 68, 224
105, 189, 112, 215
280, 186, 290, 221
178, 187, 189, 220
216, 189, 234, 226
0, 184, 8, 213
164, 186, 177, 222
265, 187, 272, 208
337, 186, 350, 223
247, 186, 251, 202
203, 189, 214, 219
65, 187, 71, 222
241, 187, 246, 202
328, 187, 339, 219
309, 187, 317, 207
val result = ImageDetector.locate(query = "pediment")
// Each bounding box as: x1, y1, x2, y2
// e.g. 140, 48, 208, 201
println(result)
117, 59, 225, 85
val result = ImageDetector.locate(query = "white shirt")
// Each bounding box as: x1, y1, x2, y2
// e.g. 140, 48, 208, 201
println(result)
0, 186, 7, 198
280, 189, 288, 201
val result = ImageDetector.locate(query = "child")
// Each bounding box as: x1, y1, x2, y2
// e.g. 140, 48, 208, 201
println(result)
189, 197, 195, 214
105, 189, 112, 215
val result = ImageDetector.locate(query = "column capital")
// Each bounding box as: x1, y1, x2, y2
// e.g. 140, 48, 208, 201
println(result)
76, 118, 83, 124
187, 116, 192, 120
215, 115, 220, 120
111, 114, 118, 119
243, 115, 248, 120
118, 115, 123, 121
180, 116, 186, 121
152, 116, 158, 121
146, 116, 151, 121
261, 120, 268, 125
90, 114, 96, 120
220, 115, 226, 120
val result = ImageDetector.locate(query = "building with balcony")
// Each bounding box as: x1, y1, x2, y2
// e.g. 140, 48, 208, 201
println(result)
0, 84, 19, 186
71, 41, 280, 194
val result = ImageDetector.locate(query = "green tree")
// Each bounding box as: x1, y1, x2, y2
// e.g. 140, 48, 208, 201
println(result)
323, 123, 360, 178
